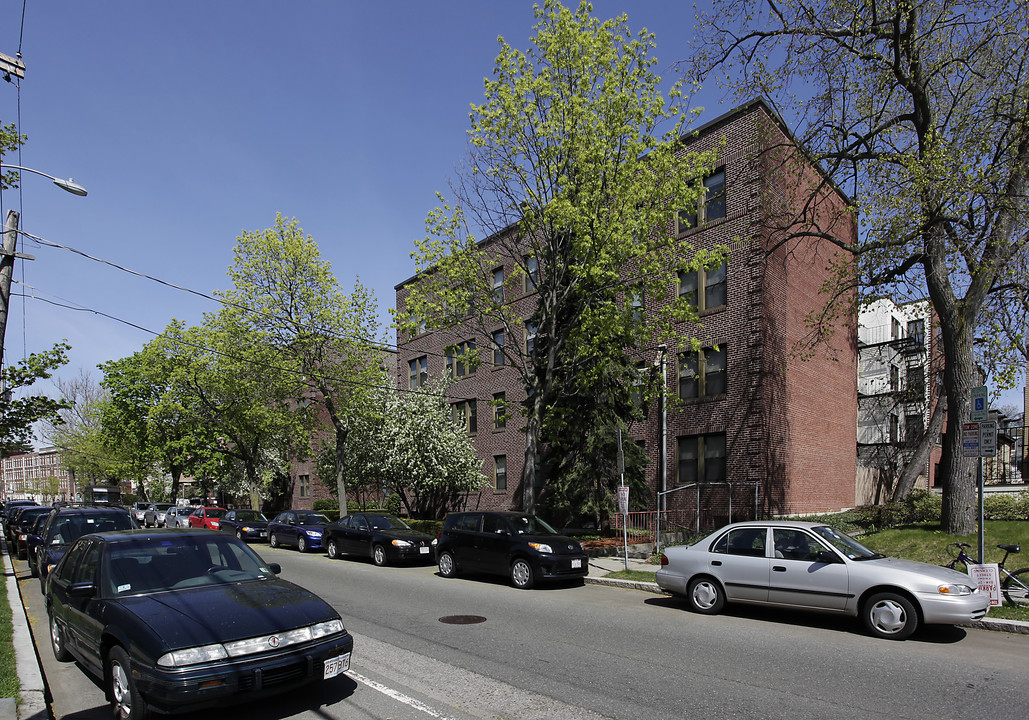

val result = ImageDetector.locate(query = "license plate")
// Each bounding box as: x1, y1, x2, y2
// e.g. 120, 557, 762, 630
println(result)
571, 559, 582, 569
419, 547, 430, 554
323, 653, 351, 679
260, 531, 267, 537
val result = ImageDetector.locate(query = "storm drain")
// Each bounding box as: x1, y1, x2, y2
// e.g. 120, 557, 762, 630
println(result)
438, 615, 487, 625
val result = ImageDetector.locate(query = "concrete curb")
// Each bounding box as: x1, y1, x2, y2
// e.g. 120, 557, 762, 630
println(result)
585, 575, 1029, 634
1, 539, 48, 720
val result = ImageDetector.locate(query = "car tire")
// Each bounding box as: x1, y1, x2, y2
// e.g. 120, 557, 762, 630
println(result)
438, 550, 458, 578
108, 645, 148, 720
686, 576, 725, 614
298, 535, 308, 553
269, 532, 279, 548
862, 592, 918, 640
28, 556, 38, 578
1001, 568, 1029, 608
49, 613, 72, 662
327, 539, 340, 560
511, 558, 535, 589
236, 529, 244, 541
372, 545, 387, 567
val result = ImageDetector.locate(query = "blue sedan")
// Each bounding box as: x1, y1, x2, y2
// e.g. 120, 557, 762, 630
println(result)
267, 510, 331, 553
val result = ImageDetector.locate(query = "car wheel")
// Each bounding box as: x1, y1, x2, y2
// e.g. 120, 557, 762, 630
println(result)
28, 556, 38, 578
298, 535, 308, 553
327, 539, 340, 560
511, 558, 535, 589
109, 645, 148, 720
236, 529, 244, 541
1001, 568, 1029, 608
686, 576, 725, 614
438, 550, 458, 578
50, 613, 72, 662
863, 592, 918, 640
372, 545, 387, 567
269, 532, 279, 548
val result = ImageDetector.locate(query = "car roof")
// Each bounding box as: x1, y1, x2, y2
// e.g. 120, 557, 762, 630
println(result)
714, 520, 829, 531
85, 527, 222, 543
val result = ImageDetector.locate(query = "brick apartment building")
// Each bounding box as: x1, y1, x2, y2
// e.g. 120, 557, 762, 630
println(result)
1, 446, 75, 502
396, 98, 858, 527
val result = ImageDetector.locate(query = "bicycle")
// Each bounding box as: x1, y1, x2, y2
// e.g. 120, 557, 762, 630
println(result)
945, 542, 1029, 609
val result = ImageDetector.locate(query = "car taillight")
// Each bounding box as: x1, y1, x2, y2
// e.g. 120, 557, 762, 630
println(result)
660, 554, 669, 566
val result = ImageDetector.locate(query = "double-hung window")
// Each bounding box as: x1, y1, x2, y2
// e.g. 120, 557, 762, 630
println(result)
492, 267, 505, 303
452, 399, 478, 434
677, 433, 727, 485
524, 255, 539, 293
677, 169, 727, 231
679, 345, 727, 399
408, 356, 428, 389
492, 329, 505, 366
678, 261, 727, 312
446, 340, 477, 378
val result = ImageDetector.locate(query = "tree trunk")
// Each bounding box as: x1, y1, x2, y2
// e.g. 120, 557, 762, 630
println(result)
334, 425, 348, 512
936, 321, 979, 535
892, 385, 948, 501
521, 405, 540, 513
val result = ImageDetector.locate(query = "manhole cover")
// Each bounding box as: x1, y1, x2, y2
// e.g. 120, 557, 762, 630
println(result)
438, 615, 487, 625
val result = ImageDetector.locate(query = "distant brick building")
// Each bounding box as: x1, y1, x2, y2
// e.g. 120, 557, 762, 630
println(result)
1, 447, 74, 502
395, 99, 858, 528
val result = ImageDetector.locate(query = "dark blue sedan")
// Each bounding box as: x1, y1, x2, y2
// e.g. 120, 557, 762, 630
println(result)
46, 528, 353, 718
218, 509, 270, 542
267, 510, 330, 553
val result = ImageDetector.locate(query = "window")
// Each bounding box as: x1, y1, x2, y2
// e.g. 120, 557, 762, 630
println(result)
408, 356, 428, 389
452, 399, 477, 434
907, 319, 925, 346
906, 365, 925, 397
493, 392, 507, 429
629, 287, 644, 324
445, 340, 477, 378
524, 255, 538, 293
492, 267, 505, 303
904, 414, 924, 444
525, 321, 537, 354
630, 362, 646, 409
677, 433, 726, 485
678, 261, 727, 312
298, 474, 310, 498
409, 313, 426, 337
494, 456, 507, 491
889, 414, 899, 443
892, 317, 902, 340
678, 345, 726, 399
890, 365, 900, 391
677, 168, 727, 231
712, 527, 766, 558
492, 329, 505, 366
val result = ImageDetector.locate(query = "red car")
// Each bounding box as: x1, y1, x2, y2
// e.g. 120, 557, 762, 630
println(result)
187, 506, 227, 530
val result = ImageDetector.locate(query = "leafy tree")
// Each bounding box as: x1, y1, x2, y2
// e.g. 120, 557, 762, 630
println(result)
220, 214, 388, 511
401, 1, 723, 513
0, 343, 71, 458
690, 0, 1029, 533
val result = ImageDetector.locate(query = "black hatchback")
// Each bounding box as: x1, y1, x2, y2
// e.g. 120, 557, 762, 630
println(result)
435, 511, 588, 589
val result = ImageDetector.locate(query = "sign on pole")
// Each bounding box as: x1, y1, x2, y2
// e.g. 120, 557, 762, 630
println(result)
962, 422, 981, 457
979, 421, 997, 458
970, 385, 988, 422
968, 564, 1002, 607
617, 485, 629, 516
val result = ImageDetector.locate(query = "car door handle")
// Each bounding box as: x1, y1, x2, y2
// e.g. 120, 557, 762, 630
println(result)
773, 566, 786, 572
711, 560, 722, 566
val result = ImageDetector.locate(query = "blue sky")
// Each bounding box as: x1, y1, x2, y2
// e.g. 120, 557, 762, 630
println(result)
1, 1, 1023, 414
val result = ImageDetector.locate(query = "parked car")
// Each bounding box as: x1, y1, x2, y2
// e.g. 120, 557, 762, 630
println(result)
655, 520, 991, 640
188, 507, 228, 531
46, 528, 354, 718
268, 511, 330, 553
219, 509, 270, 542
324, 513, 434, 565
3, 500, 38, 541
435, 511, 589, 589
131, 502, 150, 524
24, 512, 53, 577
164, 506, 196, 529
34, 505, 138, 591
143, 503, 175, 528
11, 506, 53, 559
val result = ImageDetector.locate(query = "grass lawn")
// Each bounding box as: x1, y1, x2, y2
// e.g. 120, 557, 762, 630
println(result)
0, 555, 20, 700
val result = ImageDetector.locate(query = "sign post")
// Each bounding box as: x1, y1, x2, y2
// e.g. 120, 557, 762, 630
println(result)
969, 386, 990, 563
617, 429, 629, 571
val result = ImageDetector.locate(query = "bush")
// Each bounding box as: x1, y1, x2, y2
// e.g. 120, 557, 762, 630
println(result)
984, 493, 1024, 521
407, 519, 443, 537
312, 498, 339, 512
384, 494, 403, 516
906, 489, 942, 523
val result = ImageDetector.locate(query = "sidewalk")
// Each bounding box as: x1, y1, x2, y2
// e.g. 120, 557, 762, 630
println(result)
1, 540, 47, 720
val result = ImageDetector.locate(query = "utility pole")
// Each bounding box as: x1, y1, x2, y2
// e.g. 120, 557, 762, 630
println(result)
0, 209, 25, 370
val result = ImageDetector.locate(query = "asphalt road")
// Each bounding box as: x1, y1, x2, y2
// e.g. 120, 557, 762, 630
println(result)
15, 541, 1029, 719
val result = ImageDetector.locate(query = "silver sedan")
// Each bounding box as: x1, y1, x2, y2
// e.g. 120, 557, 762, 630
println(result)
655, 520, 990, 639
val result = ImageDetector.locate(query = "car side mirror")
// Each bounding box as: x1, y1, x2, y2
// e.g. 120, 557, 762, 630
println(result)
68, 582, 96, 598
816, 550, 840, 564
267, 563, 281, 574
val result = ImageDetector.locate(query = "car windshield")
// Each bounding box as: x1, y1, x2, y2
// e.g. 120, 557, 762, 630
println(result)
205, 508, 227, 519
104, 535, 276, 595
235, 510, 267, 522
507, 514, 558, 535
50, 513, 135, 545
811, 525, 883, 560
297, 513, 329, 526
367, 514, 410, 530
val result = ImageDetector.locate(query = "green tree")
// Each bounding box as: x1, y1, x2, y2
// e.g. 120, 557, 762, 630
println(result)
400, 1, 723, 513
690, 0, 1029, 534
220, 214, 388, 511
0, 344, 71, 458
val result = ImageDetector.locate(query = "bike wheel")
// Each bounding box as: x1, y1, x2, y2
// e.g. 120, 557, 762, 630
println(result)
1001, 568, 1029, 609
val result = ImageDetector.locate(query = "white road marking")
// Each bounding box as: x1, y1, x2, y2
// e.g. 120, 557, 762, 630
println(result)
349, 670, 459, 720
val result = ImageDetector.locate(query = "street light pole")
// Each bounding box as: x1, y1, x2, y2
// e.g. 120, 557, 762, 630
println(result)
0, 165, 87, 370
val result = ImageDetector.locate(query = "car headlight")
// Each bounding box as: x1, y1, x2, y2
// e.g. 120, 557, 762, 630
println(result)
158, 643, 229, 667
938, 584, 973, 596
241, 526, 252, 532
306, 530, 322, 537
391, 539, 413, 548
220, 619, 345, 659
529, 542, 553, 554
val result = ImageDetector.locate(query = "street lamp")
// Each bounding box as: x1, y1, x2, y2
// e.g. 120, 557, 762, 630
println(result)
1, 164, 88, 369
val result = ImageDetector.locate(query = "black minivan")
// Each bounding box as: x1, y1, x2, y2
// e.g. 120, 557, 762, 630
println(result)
435, 511, 589, 589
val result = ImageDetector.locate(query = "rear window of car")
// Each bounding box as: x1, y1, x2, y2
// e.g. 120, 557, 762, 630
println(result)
49, 513, 135, 545
451, 514, 481, 532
